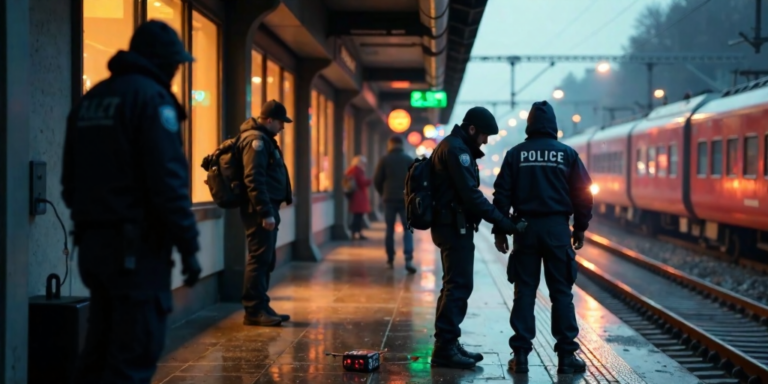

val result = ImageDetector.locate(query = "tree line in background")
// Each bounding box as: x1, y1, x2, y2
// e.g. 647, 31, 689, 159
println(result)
554, 0, 768, 136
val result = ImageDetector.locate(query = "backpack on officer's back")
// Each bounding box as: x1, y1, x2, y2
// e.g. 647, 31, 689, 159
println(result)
200, 131, 257, 209
404, 155, 434, 232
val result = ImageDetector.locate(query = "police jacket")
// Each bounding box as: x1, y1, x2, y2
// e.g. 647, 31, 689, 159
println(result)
373, 146, 412, 204
238, 118, 293, 219
431, 125, 506, 226
491, 102, 593, 232
61, 50, 199, 258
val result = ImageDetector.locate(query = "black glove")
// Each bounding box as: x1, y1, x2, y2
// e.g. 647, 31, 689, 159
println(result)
497, 217, 527, 235
181, 255, 202, 287
572, 230, 585, 250
494, 233, 509, 254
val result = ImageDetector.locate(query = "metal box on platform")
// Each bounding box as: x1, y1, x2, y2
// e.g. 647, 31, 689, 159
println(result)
28, 295, 89, 384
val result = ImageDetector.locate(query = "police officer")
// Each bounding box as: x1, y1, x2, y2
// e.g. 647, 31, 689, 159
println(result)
491, 101, 593, 374
238, 100, 293, 326
430, 107, 523, 369
62, 20, 202, 384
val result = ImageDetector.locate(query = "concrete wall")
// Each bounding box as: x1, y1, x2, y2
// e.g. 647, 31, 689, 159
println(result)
27, 0, 86, 297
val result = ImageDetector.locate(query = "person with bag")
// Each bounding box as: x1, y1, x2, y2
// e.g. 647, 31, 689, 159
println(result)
492, 101, 593, 374
236, 100, 294, 326
345, 155, 372, 240
373, 135, 416, 273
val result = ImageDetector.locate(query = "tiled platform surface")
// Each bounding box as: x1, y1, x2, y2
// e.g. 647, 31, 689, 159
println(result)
153, 222, 700, 384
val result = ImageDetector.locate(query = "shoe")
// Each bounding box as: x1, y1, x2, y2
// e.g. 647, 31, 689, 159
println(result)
358, 234, 369, 240
243, 310, 282, 327
386, 260, 394, 269
557, 353, 586, 374
508, 350, 528, 373
266, 305, 290, 322
405, 261, 417, 274
431, 340, 477, 369
456, 342, 483, 362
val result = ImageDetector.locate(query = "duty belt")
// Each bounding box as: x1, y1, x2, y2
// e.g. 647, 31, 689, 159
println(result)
434, 204, 469, 234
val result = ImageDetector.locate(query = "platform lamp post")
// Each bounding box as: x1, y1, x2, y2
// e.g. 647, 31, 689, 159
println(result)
572, 114, 581, 133
654, 89, 668, 106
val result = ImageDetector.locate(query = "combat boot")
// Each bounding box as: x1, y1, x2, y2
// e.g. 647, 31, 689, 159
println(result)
405, 261, 417, 274
266, 305, 290, 322
508, 350, 528, 373
431, 340, 477, 369
557, 353, 586, 374
456, 342, 483, 362
243, 310, 282, 327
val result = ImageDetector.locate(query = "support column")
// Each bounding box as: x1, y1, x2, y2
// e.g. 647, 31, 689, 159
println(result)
220, 0, 280, 302
330, 91, 358, 240
293, 59, 332, 261
366, 118, 383, 222
0, 0, 30, 382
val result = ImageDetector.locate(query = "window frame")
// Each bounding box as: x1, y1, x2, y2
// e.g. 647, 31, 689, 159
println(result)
764, 133, 768, 178
726, 136, 739, 178
696, 140, 708, 177
743, 133, 759, 178
668, 142, 678, 178
710, 137, 722, 178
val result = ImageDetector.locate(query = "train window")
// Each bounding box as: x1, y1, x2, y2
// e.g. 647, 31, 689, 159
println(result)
765, 134, 768, 177
726, 138, 738, 176
636, 148, 646, 176
744, 136, 758, 177
668, 144, 678, 176
647, 147, 656, 177
697, 141, 707, 176
711, 140, 722, 176
657, 146, 667, 177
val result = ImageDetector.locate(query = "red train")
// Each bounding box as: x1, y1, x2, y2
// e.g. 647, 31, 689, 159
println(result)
562, 78, 768, 261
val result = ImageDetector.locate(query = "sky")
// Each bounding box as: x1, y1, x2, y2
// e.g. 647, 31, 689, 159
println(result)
448, 0, 676, 125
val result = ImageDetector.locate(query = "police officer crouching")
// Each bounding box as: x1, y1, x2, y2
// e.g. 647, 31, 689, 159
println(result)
238, 100, 294, 326
430, 107, 524, 369
491, 101, 594, 374
62, 20, 202, 384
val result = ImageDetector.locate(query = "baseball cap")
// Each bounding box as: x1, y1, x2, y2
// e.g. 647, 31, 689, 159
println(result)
462, 106, 499, 135
129, 20, 195, 64
260, 100, 293, 123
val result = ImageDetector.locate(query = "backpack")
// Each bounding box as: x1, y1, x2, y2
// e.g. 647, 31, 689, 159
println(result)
342, 174, 357, 198
404, 156, 433, 232
200, 131, 256, 209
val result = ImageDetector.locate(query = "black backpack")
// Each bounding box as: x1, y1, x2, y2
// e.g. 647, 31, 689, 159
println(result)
404, 156, 433, 232
200, 131, 256, 209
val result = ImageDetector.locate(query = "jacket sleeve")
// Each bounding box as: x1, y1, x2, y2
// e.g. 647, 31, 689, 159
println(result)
444, 145, 505, 225
491, 150, 516, 234
568, 153, 593, 232
241, 134, 274, 218
373, 158, 385, 195
61, 109, 75, 209
140, 97, 199, 258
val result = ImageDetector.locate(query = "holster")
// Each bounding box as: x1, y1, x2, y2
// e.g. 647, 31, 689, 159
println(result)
433, 204, 469, 234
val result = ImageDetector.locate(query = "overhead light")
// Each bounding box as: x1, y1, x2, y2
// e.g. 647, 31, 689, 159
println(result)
251, 77, 262, 84
390, 81, 411, 89
153, 1, 162, 6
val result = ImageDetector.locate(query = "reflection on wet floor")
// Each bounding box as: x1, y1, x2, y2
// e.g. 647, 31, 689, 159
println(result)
153, 223, 640, 383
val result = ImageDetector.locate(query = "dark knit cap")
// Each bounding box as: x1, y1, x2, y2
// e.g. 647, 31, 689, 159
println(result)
462, 106, 499, 135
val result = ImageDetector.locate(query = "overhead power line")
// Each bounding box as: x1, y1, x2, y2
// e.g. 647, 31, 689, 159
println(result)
569, 2, 640, 52
542, 0, 599, 48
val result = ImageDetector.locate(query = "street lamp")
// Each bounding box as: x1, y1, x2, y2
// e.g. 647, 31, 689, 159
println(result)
519, 110, 529, 119
507, 118, 517, 127
572, 114, 582, 124
596, 62, 611, 73
553, 89, 565, 99
654, 89, 665, 99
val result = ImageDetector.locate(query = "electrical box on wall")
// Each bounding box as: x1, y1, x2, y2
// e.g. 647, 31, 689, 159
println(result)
30, 161, 46, 216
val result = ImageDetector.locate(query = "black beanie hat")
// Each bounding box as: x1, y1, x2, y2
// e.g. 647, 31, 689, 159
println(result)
462, 106, 499, 135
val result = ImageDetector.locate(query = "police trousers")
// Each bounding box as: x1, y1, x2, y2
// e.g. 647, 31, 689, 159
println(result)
241, 205, 281, 314
431, 222, 475, 343
72, 228, 173, 384
507, 215, 579, 355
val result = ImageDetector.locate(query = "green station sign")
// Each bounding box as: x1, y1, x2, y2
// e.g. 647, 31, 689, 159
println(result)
410, 90, 447, 108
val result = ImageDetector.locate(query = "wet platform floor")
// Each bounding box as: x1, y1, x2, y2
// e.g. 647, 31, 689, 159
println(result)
152, 223, 700, 384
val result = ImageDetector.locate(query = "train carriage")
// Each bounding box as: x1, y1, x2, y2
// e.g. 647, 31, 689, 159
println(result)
589, 120, 636, 217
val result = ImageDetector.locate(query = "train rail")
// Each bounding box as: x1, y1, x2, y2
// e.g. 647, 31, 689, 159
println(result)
576, 233, 768, 384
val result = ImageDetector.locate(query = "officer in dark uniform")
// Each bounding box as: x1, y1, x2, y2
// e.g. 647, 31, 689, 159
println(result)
491, 101, 593, 374
238, 100, 293, 326
62, 20, 202, 384
430, 107, 523, 369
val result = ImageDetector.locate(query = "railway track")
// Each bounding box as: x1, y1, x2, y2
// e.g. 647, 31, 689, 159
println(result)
576, 233, 768, 384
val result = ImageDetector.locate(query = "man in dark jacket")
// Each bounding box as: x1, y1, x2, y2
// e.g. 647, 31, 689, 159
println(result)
373, 135, 416, 273
238, 99, 294, 326
429, 107, 523, 369
62, 20, 201, 384
492, 101, 593, 374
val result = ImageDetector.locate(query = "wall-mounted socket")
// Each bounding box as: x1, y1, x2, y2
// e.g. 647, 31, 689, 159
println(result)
30, 161, 46, 216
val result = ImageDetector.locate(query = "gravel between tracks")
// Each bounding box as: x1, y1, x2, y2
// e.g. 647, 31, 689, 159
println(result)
587, 219, 768, 306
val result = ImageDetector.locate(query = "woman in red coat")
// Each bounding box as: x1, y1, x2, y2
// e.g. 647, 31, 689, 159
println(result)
345, 155, 372, 240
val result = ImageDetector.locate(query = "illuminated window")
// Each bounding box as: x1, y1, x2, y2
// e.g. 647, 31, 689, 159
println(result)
726, 138, 738, 176
696, 142, 707, 176
656, 146, 667, 177
319, 100, 334, 192
344, 112, 353, 165
82, 0, 134, 93
647, 147, 656, 177
310, 90, 319, 191
636, 148, 646, 176
250, 50, 263, 118
744, 136, 758, 176
317, 94, 327, 192
764, 134, 768, 177
190, 11, 220, 203
266, 59, 281, 102
668, 144, 678, 176
282, 71, 295, 187
147, 0, 184, 100
711, 140, 722, 176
